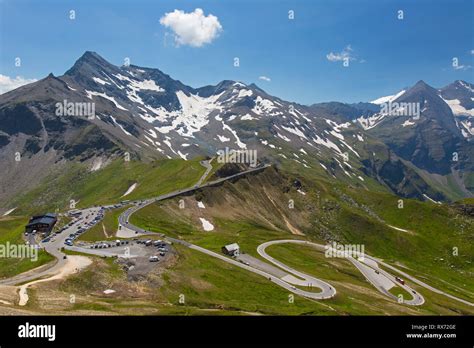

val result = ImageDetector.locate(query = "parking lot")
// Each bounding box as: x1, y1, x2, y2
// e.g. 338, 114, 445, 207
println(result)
61, 207, 107, 246
67, 238, 175, 280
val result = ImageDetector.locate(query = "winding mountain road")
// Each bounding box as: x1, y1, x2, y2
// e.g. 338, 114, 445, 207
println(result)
112, 164, 474, 307
257, 239, 424, 306
2, 161, 472, 309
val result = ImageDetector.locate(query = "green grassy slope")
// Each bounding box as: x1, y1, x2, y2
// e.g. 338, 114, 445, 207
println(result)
1, 154, 471, 315
0, 157, 206, 279
8, 157, 206, 215
130, 166, 473, 313
0, 216, 54, 279
78, 206, 128, 242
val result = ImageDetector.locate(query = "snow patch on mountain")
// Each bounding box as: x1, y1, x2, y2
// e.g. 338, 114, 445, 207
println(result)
90, 157, 104, 171
312, 135, 342, 154
357, 114, 386, 130
339, 139, 360, 157
122, 183, 137, 197
132, 79, 164, 92
238, 89, 253, 98
2, 208, 16, 216
217, 134, 230, 142
146, 129, 157, 138
199, 218, 214, 231
459, 120, 474, 138
440, 97, 474, 116
281, 125, 307, 140
277, 133, 291, 142
109, 115, 132, 135
252, 96, 277, 115
330, 130, 344, 140
371, 90, 406, 105
241, 114, 254, 120
221, 121, 246, 149
148, 90, 224, 137
326, 119, 351, 132
93, 77, 110, 86
86, 90, 128, 111
177, 150, 188, 160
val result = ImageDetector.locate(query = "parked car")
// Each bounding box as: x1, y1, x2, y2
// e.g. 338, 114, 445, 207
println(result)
149, 256, 159, 262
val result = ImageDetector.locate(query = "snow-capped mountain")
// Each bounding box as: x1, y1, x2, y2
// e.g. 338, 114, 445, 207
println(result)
354, 80, 473, 198
0, 52, 472, 204
1, 52, 369, 165
359, 80, 474, 140
370, 89, 407, 105
439, 80, 474, 139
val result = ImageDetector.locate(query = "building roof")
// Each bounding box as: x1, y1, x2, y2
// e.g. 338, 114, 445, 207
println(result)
223, 243, 240, 252
27, 214, 57, 227
31, 212, 56, 219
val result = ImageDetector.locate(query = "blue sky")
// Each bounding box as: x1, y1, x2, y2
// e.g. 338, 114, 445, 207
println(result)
0, 0, 473, 103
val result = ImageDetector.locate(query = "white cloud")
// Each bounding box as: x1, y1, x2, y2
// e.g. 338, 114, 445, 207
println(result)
259, 76, 271, 82
326, 45, 357, 62
160, 8, 222, 47
470, 49, 474, 55
0, 74, 37, 94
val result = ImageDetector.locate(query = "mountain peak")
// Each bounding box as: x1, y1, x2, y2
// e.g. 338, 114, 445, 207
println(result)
64, 51, 116, 78
414, 80, 429, 88
454, 80, 473, 89
216, 80, 238, 88
79, 51, 106, 62
405, 80, 438, 95
248, 82, 269, 95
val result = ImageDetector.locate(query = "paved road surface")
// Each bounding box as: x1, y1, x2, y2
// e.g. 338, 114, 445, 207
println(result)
256, 241, 336, 298
257, 239, 424, 305
365, 254, 473, 307
187, 244, 335, 299
195, 158, 214, 187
